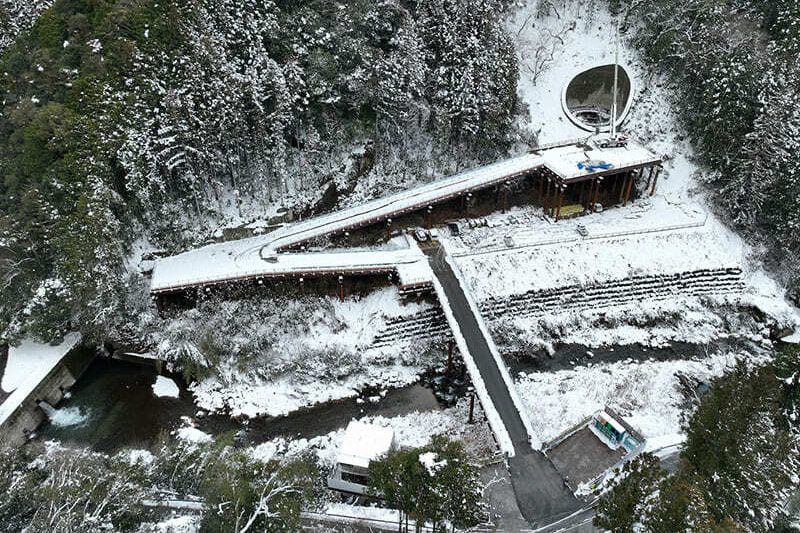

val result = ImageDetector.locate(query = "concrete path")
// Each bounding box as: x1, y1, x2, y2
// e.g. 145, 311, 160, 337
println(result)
427, 251, 579, 527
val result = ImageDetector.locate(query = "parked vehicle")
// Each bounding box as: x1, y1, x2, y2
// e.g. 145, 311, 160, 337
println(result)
413, 229, 431, 242
598, 133, 629, 149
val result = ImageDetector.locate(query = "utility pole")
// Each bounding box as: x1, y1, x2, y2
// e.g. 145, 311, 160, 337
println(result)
611, 19, 620, 137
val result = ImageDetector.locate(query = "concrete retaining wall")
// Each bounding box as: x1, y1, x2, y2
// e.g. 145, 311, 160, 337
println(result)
0, 345, 95, 448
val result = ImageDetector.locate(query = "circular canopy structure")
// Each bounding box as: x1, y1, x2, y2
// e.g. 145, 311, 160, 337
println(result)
561, 64, 633, 132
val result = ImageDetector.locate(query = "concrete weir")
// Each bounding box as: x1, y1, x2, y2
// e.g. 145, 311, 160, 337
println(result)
0, 340, 95, 448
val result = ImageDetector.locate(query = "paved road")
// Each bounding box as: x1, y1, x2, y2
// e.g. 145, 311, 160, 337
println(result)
530, 449, 683, 533
428, 251, 579, 527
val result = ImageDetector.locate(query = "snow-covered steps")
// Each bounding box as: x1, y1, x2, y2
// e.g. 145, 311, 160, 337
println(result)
369, 267, 744, 351
480, 267, 744, 319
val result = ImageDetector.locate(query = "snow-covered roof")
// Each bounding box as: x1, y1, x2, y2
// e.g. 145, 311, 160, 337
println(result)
598, 411, 627, 435
0, 333, 82, 428
337, 421, 395, 469
151, 237, 431, 294
150, 136, 661, 294
539, 138, 660, 181
265, 153, 544, 251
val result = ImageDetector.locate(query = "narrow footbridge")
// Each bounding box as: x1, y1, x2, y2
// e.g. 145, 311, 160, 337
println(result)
427, 248, 580, 526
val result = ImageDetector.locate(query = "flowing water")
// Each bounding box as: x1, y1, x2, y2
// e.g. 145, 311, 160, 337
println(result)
36, 357, 442, 453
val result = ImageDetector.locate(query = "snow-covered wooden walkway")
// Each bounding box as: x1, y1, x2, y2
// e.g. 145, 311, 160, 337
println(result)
150, 139, 660, 296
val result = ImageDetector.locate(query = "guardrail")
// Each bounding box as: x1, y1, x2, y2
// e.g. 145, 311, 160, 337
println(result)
451, 215, 708, 258
301, 510, 438, 533
531, 137, 587, 151
542, 415, 593, 453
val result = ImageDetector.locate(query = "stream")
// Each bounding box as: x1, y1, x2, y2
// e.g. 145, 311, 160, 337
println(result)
36, 357, 442, 453
35, 341, 735, 453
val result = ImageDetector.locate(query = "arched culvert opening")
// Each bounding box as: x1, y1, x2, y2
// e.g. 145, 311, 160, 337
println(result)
561, 64, 633, 132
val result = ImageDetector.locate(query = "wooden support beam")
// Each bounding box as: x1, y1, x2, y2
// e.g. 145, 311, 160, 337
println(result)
618, 172, 629, 203
338, 276, 344, 302
386, 218, 392, 240
468, 387, 475, 424
555, 185, 565, 222
593, 177, 602, 211
650, 167, 661, 196
502, 182, 510, 214
537, 173, 544, 203
426, 206, 433, 229
623, 173, 634, 206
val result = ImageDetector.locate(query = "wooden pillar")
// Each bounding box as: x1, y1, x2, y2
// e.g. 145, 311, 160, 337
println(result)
585, 179, 595, 210
385, 218, 392, 240
555, 185, 565, 221
338, 275, 344, 302
618, 173, 629, 203
650, 167, 661, 196
299, 277, 305, 295
537, 173, 544, 203
426, 206, 433, 230
644, 166, 653, 190
579, 180, 586, 205
544, 178, 552, 214
465, 193, 473, 217
593, 177, 602, 211
623, 172, 634, 206
502, 181, 510, 214
468, 386, 475, 424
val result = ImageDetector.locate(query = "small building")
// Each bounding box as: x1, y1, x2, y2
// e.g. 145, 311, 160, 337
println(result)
590, 408, 642, 452
328, 421, 396, 495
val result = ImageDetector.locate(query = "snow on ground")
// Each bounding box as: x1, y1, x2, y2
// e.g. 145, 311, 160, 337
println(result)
324, 502, 400, 523
460, 0, 800, 326
152, 376, 180, 398
449, 223, 739, 299
511, 0, 666, 145
517, 348, 769, 446
249, 398, 496, 470
193, 364, 422, 419
0, 333, 82, 427
147, 515, 201, 533
174, 417, 213, 444
496, 297, 769, 354
187, 287, 436, 418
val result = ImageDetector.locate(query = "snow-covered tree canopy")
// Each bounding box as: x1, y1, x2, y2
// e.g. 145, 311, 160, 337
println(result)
612, 0, 800, 300
0, 0, 519, 344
